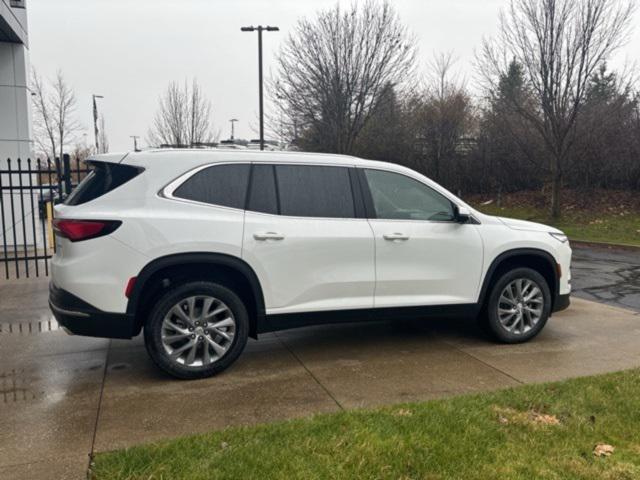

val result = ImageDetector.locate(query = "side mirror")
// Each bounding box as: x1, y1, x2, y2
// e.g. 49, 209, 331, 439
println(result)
454, 205, 472, 224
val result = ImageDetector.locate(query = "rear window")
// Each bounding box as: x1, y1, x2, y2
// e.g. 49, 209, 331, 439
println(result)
172, 164, 250, 209
65, 162, 142, 206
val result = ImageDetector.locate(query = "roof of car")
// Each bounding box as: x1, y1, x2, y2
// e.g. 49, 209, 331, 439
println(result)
92, 148, 395, 170
87, 148, 474, 212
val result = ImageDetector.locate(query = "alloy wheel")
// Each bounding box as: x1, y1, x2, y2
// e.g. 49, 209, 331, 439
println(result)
161, 295, 236, 367
497, 278, 544, 335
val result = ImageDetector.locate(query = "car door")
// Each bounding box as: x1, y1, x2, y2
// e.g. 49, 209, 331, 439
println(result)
360, 168, 483, 308
242, 163, 375, 315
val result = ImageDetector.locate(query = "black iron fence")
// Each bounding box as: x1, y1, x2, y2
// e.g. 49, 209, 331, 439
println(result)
0, 154, 91, 280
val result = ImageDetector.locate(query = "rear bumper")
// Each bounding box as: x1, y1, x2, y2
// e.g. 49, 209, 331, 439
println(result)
49, 283, 137, 339
552, 293, 571, 313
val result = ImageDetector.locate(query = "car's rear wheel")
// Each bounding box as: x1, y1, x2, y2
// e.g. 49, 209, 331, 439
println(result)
482, 267, 551, 343
144, 281, 249, 379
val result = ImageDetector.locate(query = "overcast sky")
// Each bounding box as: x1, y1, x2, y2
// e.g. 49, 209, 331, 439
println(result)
28, 0, 640, 152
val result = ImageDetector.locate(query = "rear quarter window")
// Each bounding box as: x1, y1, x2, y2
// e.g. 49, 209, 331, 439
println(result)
64, 162, 142, 206
172, 163, 250, 209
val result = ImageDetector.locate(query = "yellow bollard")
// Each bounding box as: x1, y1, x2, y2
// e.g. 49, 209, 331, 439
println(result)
46, 201, 54, 252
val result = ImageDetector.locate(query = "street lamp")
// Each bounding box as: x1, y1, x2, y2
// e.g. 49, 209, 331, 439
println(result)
241, 25, 279, 151
92, 94, 104, 153
229, 118, 238, 140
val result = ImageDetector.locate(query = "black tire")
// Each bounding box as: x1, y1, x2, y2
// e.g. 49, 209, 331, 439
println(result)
481, 267, 551, 343
144, 281, 249, 379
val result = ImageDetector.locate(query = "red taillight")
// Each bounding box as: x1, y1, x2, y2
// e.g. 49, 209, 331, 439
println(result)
52, 219, 121, 242
125, 277, 137, 298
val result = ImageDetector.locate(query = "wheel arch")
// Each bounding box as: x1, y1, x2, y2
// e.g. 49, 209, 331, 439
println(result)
127, 253, 266, 338
478, 248, 560, 311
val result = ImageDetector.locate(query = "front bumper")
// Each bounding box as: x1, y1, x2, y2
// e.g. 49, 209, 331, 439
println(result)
49, 283, 137, 339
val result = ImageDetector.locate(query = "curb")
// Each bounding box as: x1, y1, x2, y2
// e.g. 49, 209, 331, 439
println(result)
570, 240, 640, 252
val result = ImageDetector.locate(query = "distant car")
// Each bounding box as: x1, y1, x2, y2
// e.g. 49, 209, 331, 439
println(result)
38, 186, 60, 219
247, 139, 279, 150
216, 144, 247, 150
49, 150, 572, 379
215, 139, 247, 150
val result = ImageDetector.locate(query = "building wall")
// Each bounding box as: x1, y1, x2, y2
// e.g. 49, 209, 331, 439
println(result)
0, 41, 31, 160
1, 0, 34, 251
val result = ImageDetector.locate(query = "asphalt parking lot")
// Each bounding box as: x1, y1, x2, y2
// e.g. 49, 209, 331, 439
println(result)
571, 243, 640, 312
0, 245, 638, 479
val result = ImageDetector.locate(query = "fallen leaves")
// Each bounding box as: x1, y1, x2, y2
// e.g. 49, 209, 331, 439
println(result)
531, 413, 561, 425
393, 408, 413, 417
493, 406, 560, 427
593, 443, 615, 457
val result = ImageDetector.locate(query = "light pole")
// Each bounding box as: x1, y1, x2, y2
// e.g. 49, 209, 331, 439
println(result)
130, 135, 140, 152
92, 94, 104, 153
229, 118, 238, 140
241, 25, 279, 150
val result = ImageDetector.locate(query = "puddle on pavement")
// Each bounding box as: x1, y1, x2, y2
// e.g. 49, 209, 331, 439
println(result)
0, 318, 60, 335
0, 363, 104, 406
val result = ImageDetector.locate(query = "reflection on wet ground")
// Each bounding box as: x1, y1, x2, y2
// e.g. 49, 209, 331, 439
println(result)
0, 318, 60, 335
0, 369, 41, 403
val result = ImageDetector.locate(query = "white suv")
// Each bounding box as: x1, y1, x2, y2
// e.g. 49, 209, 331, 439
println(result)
49, 150, 571, 379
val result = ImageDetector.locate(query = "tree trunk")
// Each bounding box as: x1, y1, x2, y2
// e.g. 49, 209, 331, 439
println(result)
550, 155, 562, 219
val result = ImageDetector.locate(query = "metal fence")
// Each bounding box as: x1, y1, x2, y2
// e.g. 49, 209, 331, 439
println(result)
0, 154, 91, 280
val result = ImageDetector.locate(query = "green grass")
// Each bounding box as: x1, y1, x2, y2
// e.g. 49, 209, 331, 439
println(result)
474, 204, 640, 247
92, 369, 640, 480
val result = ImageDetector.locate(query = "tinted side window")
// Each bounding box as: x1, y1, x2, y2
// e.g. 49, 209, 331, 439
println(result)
364, 169, 454, 221
247, 164, 278, 215
65, 162, 141, 206
275, 165, 355, 218
173, 164, 250, 209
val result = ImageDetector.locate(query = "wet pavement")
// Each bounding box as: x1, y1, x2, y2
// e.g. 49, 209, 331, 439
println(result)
0, 246, 639, 479
572, 244, 640, 312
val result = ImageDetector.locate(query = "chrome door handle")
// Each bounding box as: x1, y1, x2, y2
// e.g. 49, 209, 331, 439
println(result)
383, 233, 410, 241
253, 232, 285, 241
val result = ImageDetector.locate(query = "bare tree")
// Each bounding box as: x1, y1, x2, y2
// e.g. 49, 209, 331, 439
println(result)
31, 70, 57, 160
572, 63, 640, 188
478, 0, 635, 217
147, 79, 215, 147
31, 69, 82, 161
272, 0, 417, 154
70, 142, 92, 163
415, 53, 474, 184
354, 83, 414, 163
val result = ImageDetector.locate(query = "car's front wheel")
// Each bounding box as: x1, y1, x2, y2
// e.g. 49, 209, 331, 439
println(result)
482, 267, 551, 343
144, 281, 249, 379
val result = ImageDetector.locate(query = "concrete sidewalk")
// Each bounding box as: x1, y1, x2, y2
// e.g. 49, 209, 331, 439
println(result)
1, 278, 639, 479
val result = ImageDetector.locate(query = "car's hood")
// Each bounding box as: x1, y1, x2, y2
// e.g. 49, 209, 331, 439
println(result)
497, 216, 562, 234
